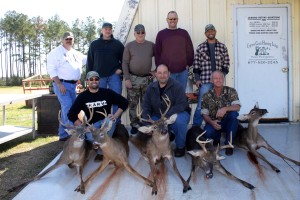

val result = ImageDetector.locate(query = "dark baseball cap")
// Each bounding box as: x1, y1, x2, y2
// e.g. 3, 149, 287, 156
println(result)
102, 22, 112, 29
205, 24, 215, 32
134, 24, 145, 32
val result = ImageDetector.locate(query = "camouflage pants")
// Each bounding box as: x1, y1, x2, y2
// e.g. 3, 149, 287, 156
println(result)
127, 74, 152, 128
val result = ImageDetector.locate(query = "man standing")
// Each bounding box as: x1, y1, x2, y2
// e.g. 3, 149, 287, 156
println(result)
155, 11, 194, 91
202, 70, 240, 156
122, 24, 155, 134
142, 64, 190, 157
47, 32, 86, 141
192, 24, 230, 127
68, 71, 128, 161
86, 22, 124, 122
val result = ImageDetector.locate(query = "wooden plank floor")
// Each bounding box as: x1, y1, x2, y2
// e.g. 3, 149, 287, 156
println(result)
14, 123, 300, 200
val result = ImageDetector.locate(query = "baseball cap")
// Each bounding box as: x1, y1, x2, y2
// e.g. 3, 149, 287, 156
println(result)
205, 24, 215, 32
86, 71, 100, 80
62, 32, 74, 39
102, 22, 112, 29
134, 24, 145, 32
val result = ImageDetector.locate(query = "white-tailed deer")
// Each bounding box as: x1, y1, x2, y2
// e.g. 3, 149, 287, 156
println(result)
8, 110, 92, 192
130, 95, 191, 195
74, 110, 153, 194
236, 104, 300, 172
186, 126, 255, 190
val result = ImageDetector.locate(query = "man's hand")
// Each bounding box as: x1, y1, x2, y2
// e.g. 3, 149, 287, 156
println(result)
212, 120, 222, 130
196, 80, 202, 88
115, 69, 122, 75
216, 107, 227, 119
125, 79, 132, 89
57, 83, 66, 94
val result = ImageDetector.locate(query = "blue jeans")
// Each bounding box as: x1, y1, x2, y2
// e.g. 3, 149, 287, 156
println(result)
170, 68, 188, 92
203, 111, 239, 145
192, 83, 213, 126
99, 73, 122, 123
151, 111, 190, 149
85, 118, 116, 155
53, 82, 77, 139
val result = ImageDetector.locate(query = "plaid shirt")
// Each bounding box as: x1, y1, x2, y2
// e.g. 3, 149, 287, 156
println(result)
193, 40, 230, 84
201, 86, 240, 120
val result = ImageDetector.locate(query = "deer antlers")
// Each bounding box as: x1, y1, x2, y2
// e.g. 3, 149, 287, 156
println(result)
195, 131, 212, 153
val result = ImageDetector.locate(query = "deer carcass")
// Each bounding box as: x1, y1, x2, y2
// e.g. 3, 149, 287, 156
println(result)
186, 126, 255, 190
8, 110, 92, 192
236, 104, 300, 173
130, 96, 191, 195
75, 110, 153, 194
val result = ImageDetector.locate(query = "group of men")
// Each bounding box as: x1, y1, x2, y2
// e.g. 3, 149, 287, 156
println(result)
47, 10, 241, 160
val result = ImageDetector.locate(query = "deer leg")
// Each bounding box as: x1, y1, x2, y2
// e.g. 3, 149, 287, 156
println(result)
260, 142, 300, 166
123, 162, 154, 187
167, 156, 192, 193
149, 160, 158, 195
215, 163, 255, 190
75, 159, 110, 194
187, 164, 196, 184
249, 149, 280, 173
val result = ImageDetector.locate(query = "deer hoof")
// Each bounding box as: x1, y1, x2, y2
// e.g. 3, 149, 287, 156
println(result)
183, 185, 192, 193
275, 169, 280, 173
152, 187, 158, 195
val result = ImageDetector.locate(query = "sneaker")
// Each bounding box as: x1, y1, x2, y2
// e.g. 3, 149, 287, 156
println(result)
174, 147, 185, 157
94, 154, 103, 162
225, 148, 233, 156
59, 135, 71, 141
213, 139, 220, 146
130, 127, 138, 135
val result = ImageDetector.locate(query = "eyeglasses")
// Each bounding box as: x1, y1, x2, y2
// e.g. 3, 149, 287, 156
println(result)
136, 31, 145, 35
65, 38, 73, 41
168, 18, 178, 21
89, 77, 99, 81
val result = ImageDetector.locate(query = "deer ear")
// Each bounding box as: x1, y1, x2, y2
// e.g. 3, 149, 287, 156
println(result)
216, 155, 226, 160
104, 120, 113, 132
166, 114, 177, 124
138, 126, 152, 134
237, 114, 248, 121
187, 150, 203, 157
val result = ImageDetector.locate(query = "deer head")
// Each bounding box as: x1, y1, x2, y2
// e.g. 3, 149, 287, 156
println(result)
237, 103, 268, 126
137, 95, 177, 137
92, 109, 113, 146
188, 132, 234, 179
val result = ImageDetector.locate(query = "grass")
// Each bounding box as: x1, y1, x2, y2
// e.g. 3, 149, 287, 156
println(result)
0, 86, 64, 200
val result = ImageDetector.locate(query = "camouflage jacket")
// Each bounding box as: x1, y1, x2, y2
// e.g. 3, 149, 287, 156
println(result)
201, 86, 240, 120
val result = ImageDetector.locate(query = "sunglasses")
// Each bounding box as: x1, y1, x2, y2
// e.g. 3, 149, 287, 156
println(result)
65, 38, 73, 41
89, 77, 99, 81
168, 18, 178, 21
136, 31, 145, 35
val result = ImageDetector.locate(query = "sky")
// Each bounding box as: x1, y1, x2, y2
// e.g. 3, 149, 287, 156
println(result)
0, 0, 126, 25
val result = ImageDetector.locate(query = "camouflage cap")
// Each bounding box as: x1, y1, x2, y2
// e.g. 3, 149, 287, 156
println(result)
86, 71, 100, 80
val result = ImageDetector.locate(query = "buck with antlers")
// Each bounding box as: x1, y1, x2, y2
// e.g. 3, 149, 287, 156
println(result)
74, 110, 154, 194
186, 126, 255, 190
236, 104, 300, 172
8, 110, 92, 192
130, 95, 191, 195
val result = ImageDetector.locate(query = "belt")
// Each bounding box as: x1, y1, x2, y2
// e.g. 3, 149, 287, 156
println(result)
130, 73, 149, 77
59, 79, 77, 84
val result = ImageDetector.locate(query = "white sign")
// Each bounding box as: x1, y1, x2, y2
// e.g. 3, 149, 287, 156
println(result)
246, 15, 282, 35
246, 40, 280, 65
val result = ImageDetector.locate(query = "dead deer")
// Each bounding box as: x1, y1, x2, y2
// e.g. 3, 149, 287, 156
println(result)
74, 110, 154, 194
186, 126, 255, 190
130, 95, 191, 195
236, 104, 300, 173
8, 110, 92, 192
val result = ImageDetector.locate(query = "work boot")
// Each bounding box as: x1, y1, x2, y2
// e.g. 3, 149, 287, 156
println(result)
174, 147, 185, 157
94, 154, 103, 162
225, 148, 233, 156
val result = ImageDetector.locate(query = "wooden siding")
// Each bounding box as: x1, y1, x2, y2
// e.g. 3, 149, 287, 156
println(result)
117, 0, 300, 123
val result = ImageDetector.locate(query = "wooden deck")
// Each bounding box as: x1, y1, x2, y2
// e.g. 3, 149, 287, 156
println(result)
13, 123, 300, 200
